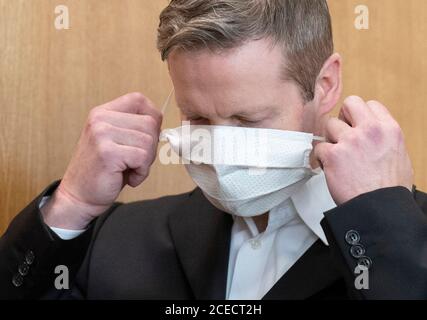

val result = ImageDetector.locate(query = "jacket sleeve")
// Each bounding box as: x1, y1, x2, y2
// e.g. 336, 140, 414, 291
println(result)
321, 186, 427, 299
0, 181, 119, 300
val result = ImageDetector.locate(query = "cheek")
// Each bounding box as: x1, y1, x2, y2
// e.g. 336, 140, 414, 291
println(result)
301, 111, 315, 132
300, 103, 318, 133
267, 82, 308, 131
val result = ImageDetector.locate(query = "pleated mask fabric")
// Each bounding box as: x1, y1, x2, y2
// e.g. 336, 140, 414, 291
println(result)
161, 125, 323, 217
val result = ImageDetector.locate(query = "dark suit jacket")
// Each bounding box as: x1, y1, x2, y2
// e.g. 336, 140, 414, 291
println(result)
1, 181, 427, 300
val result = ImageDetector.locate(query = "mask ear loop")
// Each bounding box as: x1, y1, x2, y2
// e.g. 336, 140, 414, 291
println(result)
159, 88, 175, 142
313, 136, 326, 142
161, 88, 175, 115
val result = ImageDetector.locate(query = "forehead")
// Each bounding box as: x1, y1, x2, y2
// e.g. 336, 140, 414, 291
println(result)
167, 39, 290, 115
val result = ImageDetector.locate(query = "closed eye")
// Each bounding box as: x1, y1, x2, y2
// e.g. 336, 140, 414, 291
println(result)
235, 116, 264, 127
185, 116, 209, 124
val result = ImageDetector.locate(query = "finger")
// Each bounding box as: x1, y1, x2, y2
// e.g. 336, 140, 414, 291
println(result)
313, 142, 334, 168
98, 123, 157, 153
117, 145, 153, 176
341, 96, 373, 127
102, 110, 161, 138
366, 100, 394, 122
127, 169, 151, 188
325, 117, 351, 143
103, 92, 163, 123
119, 146, 154, 188
338, 108, 352, 127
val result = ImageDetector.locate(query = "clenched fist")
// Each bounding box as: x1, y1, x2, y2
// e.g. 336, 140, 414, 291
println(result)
42, 93, 162, 230
315, 96, 414, 205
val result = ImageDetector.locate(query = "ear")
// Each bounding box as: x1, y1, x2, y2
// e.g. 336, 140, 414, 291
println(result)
313, 53, 342, 115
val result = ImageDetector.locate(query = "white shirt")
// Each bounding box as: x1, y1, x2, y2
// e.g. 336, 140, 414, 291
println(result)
226, 171, 336, 299
41, 171, 336, 299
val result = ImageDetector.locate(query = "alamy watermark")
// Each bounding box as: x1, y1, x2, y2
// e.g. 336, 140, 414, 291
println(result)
354, 265, 370, 290
54, 265, 69, 290
54, 5, 70, 30
159, 121, 272, 168
354, 5, 369, 30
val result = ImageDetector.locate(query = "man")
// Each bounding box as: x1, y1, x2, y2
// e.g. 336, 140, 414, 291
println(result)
1, 0, 427, 300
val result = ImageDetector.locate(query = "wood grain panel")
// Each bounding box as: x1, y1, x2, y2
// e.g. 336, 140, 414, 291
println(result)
1, 0, 426, 233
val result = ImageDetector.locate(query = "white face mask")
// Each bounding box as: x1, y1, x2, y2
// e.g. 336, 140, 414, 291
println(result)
160, 125, 323, 217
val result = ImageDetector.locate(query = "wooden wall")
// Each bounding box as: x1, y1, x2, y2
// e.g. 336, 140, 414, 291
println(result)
1, 0, 426, 233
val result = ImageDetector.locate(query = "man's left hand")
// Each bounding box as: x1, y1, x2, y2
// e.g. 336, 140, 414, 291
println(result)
315, 95, 414, 205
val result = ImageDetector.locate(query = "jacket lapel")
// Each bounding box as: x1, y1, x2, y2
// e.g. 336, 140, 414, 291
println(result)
262, 239, 343, 300
169, 189, 344, 300
168, 188, 233, 299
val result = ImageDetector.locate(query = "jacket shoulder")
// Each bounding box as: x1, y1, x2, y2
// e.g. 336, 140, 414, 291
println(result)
414, 188, 427, 214
96, 188, 199, 233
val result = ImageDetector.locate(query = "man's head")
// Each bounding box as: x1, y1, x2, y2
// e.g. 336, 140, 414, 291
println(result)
157, 0, 342, 136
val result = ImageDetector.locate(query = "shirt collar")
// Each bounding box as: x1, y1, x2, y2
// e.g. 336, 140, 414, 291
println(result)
236, 198, 299, 238
291, 170, 336, 245
232, 170, 336, 245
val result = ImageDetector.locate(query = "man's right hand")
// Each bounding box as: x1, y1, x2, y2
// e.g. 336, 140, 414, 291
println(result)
41, 93, 163, 230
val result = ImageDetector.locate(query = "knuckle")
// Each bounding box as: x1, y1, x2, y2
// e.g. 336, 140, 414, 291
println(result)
367, 100, 389, 114
346, 130, 361, 146
91, 122, 110, 140
364, 121, 383, 137
128, 119, 145, 133
365, 122, 382, 134
344, 95, 362, 106
325, 145, 338, 161
144, 115, 160, 131
138, 149, 150, 164
142, 133, 155, 147
128, 149, 149, 169
366, 100, 380, 106
97, 142, 114, 160
126, 92, 146, 104
132, 132, 150, 149
366, 100, 380, 104
153, 108, 163, 121
88, 107, 103, 126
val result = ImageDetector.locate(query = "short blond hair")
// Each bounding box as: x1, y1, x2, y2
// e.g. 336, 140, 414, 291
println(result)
157, 0, 333, 101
